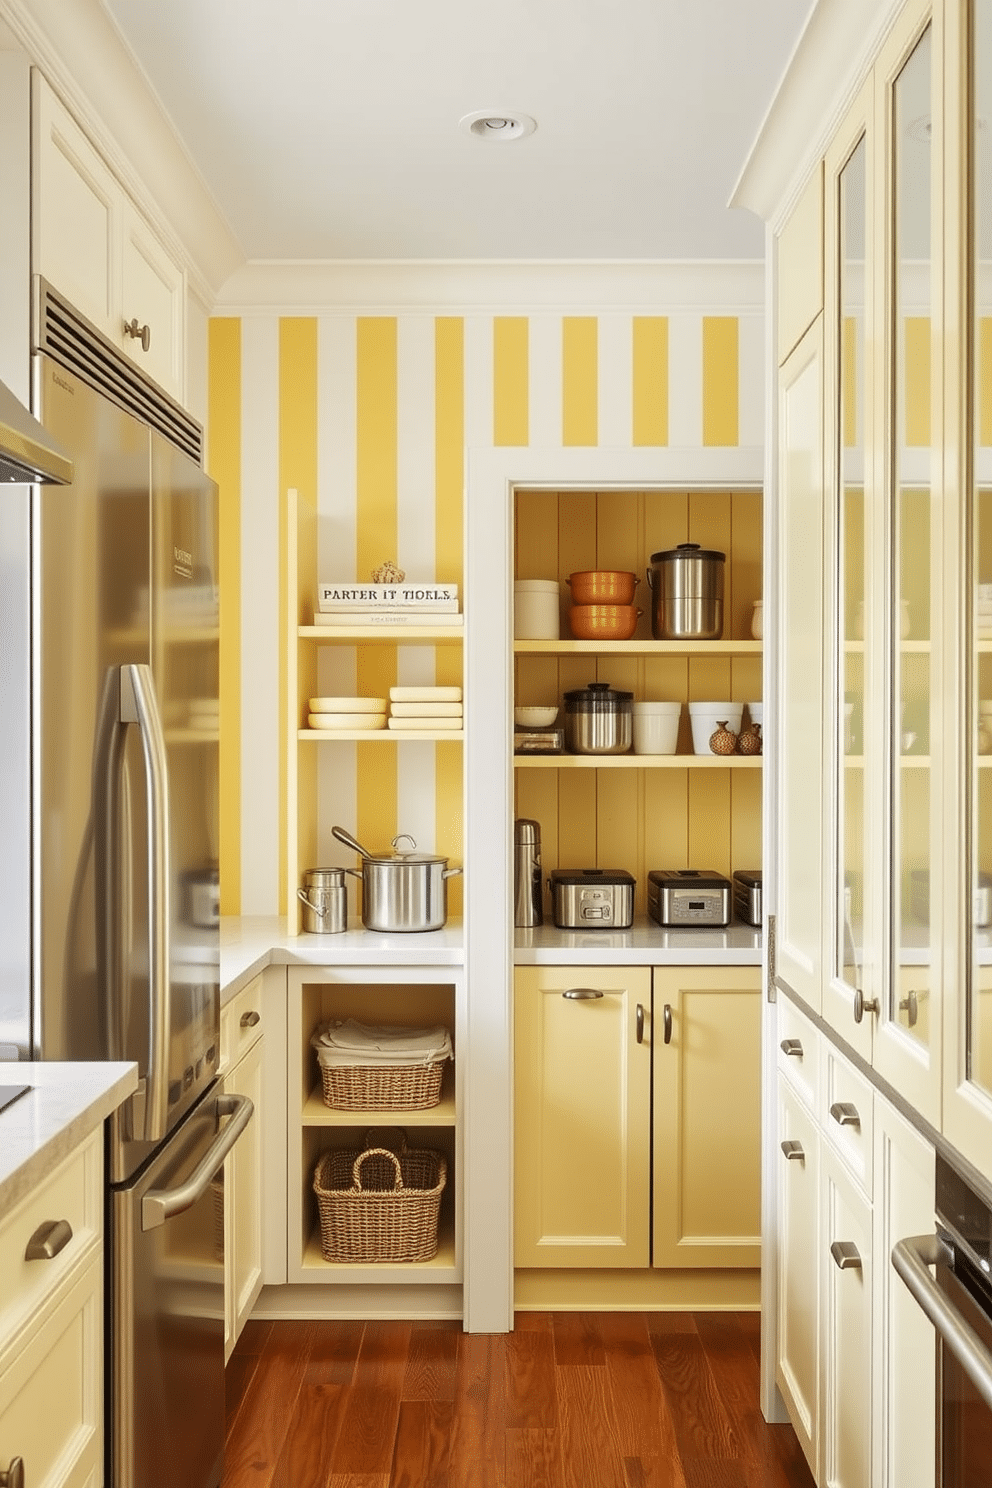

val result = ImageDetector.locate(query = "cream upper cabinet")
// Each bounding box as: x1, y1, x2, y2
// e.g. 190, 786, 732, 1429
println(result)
775, 316, 826, 1012
32, 71, 186, 404
651, 965, 761, 1269
514, 965, 651, 1269
778, 164, 825, 365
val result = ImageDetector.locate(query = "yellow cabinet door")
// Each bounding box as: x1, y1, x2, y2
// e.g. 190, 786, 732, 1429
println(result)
652, 966, 761, 1268
514, 965, 651, 1269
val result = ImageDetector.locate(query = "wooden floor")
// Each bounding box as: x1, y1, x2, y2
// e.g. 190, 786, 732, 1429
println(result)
222, 1311, 816, 1488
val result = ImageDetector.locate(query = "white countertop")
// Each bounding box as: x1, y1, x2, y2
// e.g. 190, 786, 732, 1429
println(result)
0, 1061, 138, 1211
220, 915, 467, 1001
220, 912, 762, 998
514, 916, 763, 965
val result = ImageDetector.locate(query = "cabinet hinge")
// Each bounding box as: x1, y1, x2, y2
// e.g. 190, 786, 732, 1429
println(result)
767, 913, 777, 1003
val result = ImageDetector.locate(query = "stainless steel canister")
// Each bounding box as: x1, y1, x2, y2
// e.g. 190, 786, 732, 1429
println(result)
514, 818, 543, 927
331, 826, 463, 932
297, 868, 348, 933
562, 682, 633, 754
647, 543, 725, 640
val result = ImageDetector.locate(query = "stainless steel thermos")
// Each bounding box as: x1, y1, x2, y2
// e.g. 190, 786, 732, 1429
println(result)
514, 819, 543, 927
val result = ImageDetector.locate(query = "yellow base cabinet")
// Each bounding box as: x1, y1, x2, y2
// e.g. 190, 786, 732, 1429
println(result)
513, 964, 761, 1275
514, 965, 651, 1269
652, 965, 761, 1268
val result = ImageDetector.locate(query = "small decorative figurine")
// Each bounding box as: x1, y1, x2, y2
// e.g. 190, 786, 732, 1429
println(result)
737, 722, 763, 756
709, 721, 738, 755
372, 560, 405, 583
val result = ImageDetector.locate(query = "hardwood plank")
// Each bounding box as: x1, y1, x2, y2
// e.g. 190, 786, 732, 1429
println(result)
305, 1321, 366, 1385
447, 1332, 508, 1488
650, 1332, 741, 1462
599, 1313, 680, 1461
390, 1400, 454, 1488
512, 1310, 553, 1333
644, 1313, 699, 1338
506, 1322, 558, 1430
226, 1351, 260, 1437
680, 1458, 814, 1488
555, 1363, 627, 1488
234, 1319, 275, 1356
506, 1427, 562, 1488
327, 1477, 388, 1488
222, 1322, 316, 1488
693, 1313, 780, 1464
270, 1383, 348, 1488
552, 1311, 606, 1365
623, 1456, 687, 1488
330, 1322, 411, 1475
403, 1321, 461, 1402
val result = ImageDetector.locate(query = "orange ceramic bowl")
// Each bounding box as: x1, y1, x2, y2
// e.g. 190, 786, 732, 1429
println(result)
567, 570, 639, 605
569, 604, 642, 641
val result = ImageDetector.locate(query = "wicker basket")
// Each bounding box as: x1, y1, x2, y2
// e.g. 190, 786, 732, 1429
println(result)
318, 1060, 444, 1111
312, 1144, 447, 1263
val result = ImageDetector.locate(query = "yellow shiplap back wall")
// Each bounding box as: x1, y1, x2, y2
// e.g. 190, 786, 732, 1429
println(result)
207, 266, 765, 913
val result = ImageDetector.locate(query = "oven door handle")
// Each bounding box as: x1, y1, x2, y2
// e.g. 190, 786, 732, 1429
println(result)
141, 1094, 253, 1231
892, 1233, 992, 1416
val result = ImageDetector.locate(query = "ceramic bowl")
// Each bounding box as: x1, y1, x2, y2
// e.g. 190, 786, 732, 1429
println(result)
514, 706, 559, 729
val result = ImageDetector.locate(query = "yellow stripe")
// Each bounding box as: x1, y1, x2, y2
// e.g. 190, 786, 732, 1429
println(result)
356, 319, 398, 851
632, 317, 669, 446
702, 317, 739, 447
435, 318, 464, 594
357, 319, 398, 577
435, 318, 465, 910
980, 318, 992, 447
208, 318, 241, 916
904, 317, 931, 448
562, 317, 598, 446
279, 318, 318, 915
842, 315, 858, 449
493, 317, 529, 446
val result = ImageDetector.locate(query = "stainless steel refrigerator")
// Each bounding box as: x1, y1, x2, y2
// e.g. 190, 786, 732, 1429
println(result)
23, 280, 251, 1488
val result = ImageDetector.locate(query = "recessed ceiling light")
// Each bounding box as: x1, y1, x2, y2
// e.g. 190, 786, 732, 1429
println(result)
459, 110, 536, 142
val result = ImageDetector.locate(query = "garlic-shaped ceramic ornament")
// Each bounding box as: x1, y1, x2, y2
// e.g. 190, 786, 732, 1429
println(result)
709, 721, 738, 755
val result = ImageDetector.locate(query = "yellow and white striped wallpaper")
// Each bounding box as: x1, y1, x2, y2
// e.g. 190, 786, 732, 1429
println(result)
208, 282, 765, 915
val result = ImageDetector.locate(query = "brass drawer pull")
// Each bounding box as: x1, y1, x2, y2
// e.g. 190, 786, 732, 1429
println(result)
829, 1100, 861, 1129
830, 1239, 862, 1271
781, 1139, 805, 1163
663, 1003, 673, 1045
636, 1003, 645, 1045
780, 1038, 803, 1057
240, 1010, 260, 1028
25, 1218, 73, 1261
562, 988, 604, 1000
123, 316, 151, 352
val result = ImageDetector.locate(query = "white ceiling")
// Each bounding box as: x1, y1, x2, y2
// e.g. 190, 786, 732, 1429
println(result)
98, 0, 816, 263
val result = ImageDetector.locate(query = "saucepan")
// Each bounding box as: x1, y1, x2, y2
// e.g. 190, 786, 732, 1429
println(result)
331, 825, 463, 932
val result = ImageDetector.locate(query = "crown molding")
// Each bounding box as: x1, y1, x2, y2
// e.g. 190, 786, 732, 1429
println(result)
730, 0, 907, 230
0, 0, 243, 300
213, 258, 765, 316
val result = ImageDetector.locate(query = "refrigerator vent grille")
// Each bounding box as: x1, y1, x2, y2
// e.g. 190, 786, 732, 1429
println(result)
34, 280, 203, 464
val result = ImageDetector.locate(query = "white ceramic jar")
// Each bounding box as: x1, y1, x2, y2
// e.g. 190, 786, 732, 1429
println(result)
632, 701, 681, 754
514, 579, 560, 640
688, 701, 744, 754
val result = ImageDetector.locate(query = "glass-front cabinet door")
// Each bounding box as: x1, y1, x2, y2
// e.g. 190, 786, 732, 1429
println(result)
824, 91, 875, 1059
871, 4, 944, 1119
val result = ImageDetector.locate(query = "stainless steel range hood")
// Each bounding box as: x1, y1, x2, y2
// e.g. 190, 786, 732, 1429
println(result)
0, 375, 73, 484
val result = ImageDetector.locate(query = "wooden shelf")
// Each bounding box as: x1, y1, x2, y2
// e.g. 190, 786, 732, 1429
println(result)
300, 625, 463, 643
514, 752, 762, 769
513, 638, 760, 657
299, 728, 464, 742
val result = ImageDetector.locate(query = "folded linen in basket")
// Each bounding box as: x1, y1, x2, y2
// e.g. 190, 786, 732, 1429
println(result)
311, 1019, 453, 1068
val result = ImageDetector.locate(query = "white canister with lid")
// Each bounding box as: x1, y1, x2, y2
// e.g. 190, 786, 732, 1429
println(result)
514, 579, 560, 640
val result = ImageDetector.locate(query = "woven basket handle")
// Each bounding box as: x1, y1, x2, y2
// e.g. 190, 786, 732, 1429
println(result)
352, 1147, 403, 1192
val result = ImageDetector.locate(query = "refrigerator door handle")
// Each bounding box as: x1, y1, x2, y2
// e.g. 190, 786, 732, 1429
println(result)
120, 663, 172, 1143
141, 1094, 254, 1231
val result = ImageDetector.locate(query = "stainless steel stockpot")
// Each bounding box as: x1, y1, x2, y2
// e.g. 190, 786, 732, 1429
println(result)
647, 542, 725, 640
331, 826, 463, 932
562, 682, 633, 754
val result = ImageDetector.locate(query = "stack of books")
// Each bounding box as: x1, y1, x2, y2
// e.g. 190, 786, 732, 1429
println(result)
314, 583, 462, 626
387, 686, 463, 731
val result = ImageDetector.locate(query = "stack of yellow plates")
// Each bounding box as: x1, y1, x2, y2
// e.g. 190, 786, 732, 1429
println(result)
307, 697, 388, 730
